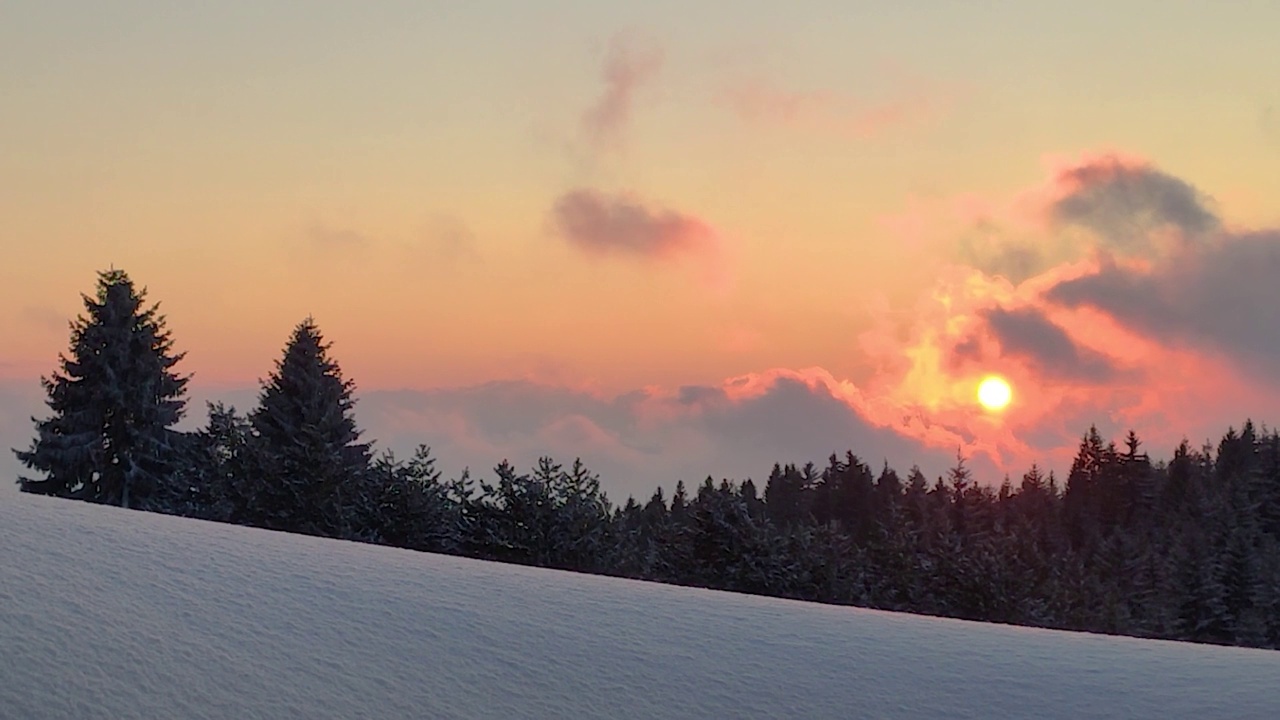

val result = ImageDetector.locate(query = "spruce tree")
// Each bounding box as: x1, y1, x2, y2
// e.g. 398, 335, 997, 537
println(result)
243, 317, 372, 538
14, 269, 188, 507
368, 445, 458, 552
156, 402, 252, 520
546, 457, 613, 572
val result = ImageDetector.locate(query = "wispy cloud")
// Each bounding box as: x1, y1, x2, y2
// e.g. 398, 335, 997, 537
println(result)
580, 32, 663, 153
290, 223, 376, 276
413, 215, 481, 265
720, 77, 947, 139
307, 224, 370, 250
294, 215, 485, 278
1261, 105, 1279, 140
20, 306, 68, 333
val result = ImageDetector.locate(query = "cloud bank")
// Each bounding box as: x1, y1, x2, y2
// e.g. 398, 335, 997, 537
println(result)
355, 371, 967, 502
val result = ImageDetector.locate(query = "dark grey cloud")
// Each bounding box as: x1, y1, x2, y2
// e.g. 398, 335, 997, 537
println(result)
1046, 231, 1280, 377
981, 306, 1121, 382
552, 189, 715, 261
1050, 157, 1219, 248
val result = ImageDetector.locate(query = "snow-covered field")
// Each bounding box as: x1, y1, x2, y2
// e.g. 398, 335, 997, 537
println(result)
2, 494, 1278, 719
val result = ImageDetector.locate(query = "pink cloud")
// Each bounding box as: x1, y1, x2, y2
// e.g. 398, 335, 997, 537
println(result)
551, 189, 731, 292
553, 189, 714, 260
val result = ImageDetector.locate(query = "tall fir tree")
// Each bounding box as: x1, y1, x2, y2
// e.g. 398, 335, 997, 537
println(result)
242, 317, 372, 538
14, 269, 188, 507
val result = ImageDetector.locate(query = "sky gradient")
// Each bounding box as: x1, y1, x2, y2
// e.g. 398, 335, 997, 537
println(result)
4, 2, 1280, 500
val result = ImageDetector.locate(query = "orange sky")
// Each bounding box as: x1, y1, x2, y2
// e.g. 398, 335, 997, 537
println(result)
4, 3, 1280, 498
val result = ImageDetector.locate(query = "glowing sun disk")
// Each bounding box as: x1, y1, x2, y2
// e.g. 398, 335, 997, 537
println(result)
977, 375, 1013, 411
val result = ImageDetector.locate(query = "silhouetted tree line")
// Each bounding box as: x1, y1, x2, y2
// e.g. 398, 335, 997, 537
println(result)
16, 270, 1280, 649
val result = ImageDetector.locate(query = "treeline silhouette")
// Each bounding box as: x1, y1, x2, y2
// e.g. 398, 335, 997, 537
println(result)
16, 269, 1280, 650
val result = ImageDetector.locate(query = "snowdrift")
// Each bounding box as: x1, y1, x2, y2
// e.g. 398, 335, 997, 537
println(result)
2, 494, 1278, 719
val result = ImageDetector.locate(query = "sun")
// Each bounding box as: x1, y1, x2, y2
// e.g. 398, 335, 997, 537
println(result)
977, 375, 1013, 411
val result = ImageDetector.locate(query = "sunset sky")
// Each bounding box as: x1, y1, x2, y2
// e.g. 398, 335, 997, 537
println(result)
4, 2, 1280, 500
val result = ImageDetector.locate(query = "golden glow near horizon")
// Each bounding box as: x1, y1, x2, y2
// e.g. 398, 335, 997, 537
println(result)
977, 375, 1013, 412
3, 2, 1280, 485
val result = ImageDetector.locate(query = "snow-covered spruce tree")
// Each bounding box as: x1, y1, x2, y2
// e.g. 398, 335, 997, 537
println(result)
14, 269, 188, 507
241, 318, 372, 539
149, 402, 252, 520
546, 457, 613, 573
368, 445, 461, 553
471, 460, 556, 566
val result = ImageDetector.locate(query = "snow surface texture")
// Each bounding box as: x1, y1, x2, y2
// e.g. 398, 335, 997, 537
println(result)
3, 495, 1278, 720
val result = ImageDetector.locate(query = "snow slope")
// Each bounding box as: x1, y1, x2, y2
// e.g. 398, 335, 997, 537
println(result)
2, 495, 1278, 719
